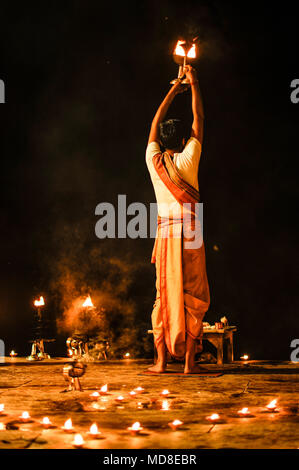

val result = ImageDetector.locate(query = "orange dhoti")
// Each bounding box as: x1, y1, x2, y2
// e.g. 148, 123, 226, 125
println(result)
151, 216, 210, 359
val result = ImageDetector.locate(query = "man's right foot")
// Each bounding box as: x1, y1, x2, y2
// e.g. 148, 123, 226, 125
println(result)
147, 363, 166, 373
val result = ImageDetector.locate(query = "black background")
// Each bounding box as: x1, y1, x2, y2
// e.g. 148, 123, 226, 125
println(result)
0, 0, 298, 359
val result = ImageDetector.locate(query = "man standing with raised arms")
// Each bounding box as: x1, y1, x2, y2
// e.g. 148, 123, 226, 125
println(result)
146, 65, 210, 374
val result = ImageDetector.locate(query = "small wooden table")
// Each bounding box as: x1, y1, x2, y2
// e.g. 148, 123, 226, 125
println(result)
148, 326, 237, 366
202, 326, 237, 365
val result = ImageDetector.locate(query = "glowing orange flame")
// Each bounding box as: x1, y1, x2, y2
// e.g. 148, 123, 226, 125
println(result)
82, 295, 94, 308
161, 399, 170, 411
266, 399, 278, 410
42, 417, 52, 427
238, 407, 250, 415
10, 350, 17, 357
89, 423, 100, 435
72, 433, 84, 447
62, 418, 73, 431
168, 419, 183, 430
116, 395, 124, 401
128, 421, 143, 434
90, 391, 100, 398
161, 389, 170, 396
174, 40, 196, 58
100, 384, 108, 394
0, 404, 4, 413
206, 413, 220, 421
241, 354, 249, 360
20, 411, 30, 421
34, 296, 45, 307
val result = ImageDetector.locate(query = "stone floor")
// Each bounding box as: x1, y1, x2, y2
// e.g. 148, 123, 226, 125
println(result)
0, 359, 298, 449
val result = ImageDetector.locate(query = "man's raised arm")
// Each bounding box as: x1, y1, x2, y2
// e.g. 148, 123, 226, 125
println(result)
148, 80, 186, 145
185, 65, 204, 145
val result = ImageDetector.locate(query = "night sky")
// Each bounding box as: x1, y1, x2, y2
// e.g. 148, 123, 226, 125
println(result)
0, 1, 298, 359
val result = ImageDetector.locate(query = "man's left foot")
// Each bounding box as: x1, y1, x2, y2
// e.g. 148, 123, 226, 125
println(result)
148, 363, 166, 373
184, 364, 207, 374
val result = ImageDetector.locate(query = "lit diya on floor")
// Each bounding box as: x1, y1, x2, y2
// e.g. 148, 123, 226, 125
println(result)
62, 418, 75, 433
206, 413, 220, 422
265, 399, 279, 413
72, 433, 85, 448
87, 423, 102, 439
0, 404, 5, 415
99, 384, 108, 395
161, 400, 170, 411
168, 419, 183, 431
19, 411, 32, 423
129, 390, 137, 398
240, 354, 249, 361
10, 350, 17, 357
160, 389, 170, 397
115, 395, 126, 405
128, 422, 143, 436
90, 391, 100, 398
236, 407, 254, 418
41, 417, 54, 428
134, 386, 145, 394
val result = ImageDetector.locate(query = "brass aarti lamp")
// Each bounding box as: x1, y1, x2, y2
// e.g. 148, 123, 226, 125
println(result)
170, 38, 200, 84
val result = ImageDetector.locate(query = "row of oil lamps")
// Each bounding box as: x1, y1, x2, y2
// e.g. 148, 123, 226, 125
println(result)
0, 384, 279, 449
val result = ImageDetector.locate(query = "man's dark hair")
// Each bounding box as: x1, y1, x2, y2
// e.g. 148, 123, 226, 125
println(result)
159, 119, 186, 150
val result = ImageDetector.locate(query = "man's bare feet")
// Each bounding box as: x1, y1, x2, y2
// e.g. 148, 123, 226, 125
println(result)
148, 362, 166, 373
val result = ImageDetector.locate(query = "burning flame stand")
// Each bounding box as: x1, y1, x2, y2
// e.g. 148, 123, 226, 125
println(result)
66, 296, 109, 361
27, 297, 55, 361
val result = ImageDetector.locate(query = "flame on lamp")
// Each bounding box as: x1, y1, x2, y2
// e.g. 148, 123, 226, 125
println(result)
20, 411, 30, 421
206, 413, 220, 421
0, 404, 4, 414
62, 418, 74, 432
238, 407, 250, 415
161, 389, 170, 396
90, 391, 100, 398
82, 295, 94, 308
128, 421, 143, 434
42, 417, 52, 427
115, 395, 124, 402
174, 40, 196, 58
72, 433, 85, 448
100, 384, 108, 395
266, 399, 278, 411
134, 386, 145, 394
241, 354, 249, 360
10, 350, 17, 357
168, 419, 183, 430
89, 423, 101, 437
161, 400, 170, 411
34, 296, 45, 307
